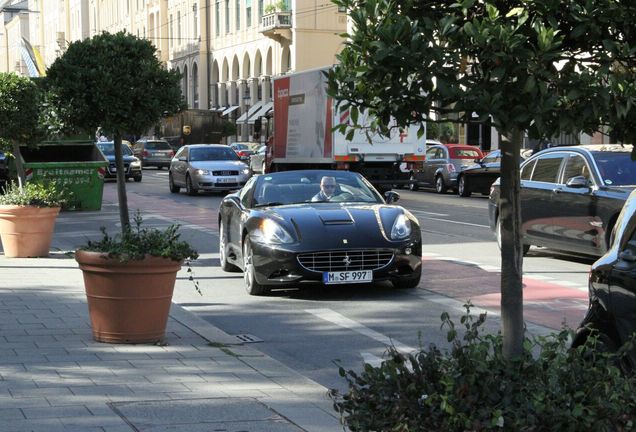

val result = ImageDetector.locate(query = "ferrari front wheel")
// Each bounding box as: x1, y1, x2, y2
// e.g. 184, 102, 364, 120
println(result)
243, 238, 269, 296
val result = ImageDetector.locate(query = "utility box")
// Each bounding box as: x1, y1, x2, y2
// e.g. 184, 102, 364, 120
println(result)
20, 141, 108, 211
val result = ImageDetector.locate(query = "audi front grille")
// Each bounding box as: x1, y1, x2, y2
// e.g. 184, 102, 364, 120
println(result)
212, 170, 239, 176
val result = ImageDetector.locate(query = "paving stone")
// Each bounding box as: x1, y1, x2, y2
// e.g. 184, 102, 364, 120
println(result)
0, 408, 25, 420
22, 404, 92, 419
111, 398, 303, 431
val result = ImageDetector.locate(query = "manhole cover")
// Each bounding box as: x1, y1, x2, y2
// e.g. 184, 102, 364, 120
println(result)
110, 398, 302, 431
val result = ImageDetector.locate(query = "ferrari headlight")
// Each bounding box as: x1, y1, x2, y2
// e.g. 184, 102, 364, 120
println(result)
257, 219, 294, 244
196, 169, 211, 175
242, 168, 250, 175
390, 213, 412, 240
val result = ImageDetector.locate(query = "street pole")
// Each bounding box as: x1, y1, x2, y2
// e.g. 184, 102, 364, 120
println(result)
243, 95, 250, 142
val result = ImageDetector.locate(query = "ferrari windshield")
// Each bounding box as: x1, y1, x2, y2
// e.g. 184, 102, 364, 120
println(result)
253, 170, 384, 206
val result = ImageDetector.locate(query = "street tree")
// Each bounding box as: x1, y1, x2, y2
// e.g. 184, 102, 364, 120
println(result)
45, 31, 183, 231
328, 0, 636, 358
0, 73, 43, 186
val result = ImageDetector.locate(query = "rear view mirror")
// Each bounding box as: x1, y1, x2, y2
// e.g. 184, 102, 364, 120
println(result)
384, 190, 400, 204
565, 176, 589, 188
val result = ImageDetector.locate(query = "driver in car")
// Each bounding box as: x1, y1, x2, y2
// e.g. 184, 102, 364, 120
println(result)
311, 176, 339, 202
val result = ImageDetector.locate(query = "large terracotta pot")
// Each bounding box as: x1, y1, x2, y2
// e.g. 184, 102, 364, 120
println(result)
0, 205, 60, 258
75, 250, 182, 344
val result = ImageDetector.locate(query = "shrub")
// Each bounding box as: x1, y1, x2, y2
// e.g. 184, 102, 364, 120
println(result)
0, 181, 70, 208
79, 211, 198, 263
330, 304, 636, 431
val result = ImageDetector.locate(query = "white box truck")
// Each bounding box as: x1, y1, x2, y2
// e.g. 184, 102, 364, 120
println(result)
268, 67, 426, 191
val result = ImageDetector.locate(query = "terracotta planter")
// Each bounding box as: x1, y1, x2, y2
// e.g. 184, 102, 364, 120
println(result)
0, 205, 60, 258
75, 250, 182, 344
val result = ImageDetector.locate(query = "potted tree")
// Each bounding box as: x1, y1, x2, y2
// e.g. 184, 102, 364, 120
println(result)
75, 213, 198, 343
0, 181, 67, 257
45, 32, 191, 343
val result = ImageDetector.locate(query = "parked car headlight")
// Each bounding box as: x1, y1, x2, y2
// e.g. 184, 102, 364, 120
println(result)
255, 219, 294, 244
195, 169, 211, 175
130, 159, 141, 167
391, 213, 412, 240
242, 168, 250, 175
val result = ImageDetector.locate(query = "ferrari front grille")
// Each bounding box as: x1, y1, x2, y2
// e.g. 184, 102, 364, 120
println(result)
297, 249, 394, 272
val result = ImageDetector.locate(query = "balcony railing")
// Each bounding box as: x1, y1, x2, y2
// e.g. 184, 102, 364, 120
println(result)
260, 11, 292, 34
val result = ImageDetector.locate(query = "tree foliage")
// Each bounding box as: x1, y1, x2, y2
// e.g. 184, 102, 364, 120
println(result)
44, 32, 184, 231
328, 0, 636, 358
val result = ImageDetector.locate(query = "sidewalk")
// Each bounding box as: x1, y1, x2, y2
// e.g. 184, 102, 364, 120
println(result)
0, 250, 343, 431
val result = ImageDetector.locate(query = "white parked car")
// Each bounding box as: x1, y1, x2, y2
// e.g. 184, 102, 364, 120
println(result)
168, 144, 251, 195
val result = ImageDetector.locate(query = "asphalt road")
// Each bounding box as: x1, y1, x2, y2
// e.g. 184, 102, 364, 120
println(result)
51, 170, 595, 393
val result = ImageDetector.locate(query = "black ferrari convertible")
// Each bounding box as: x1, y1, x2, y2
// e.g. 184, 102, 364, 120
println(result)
218, 170, 422, 295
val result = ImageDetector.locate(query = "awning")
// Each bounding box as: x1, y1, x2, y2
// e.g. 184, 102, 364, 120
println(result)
221, 105, 240, 117
210, 106, 226, 113
248, 101, 273, 124
236, 101, 264, 123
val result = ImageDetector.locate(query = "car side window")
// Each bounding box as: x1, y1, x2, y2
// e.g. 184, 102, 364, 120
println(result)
426, 147, 438, 160
520, 159, 536, 180
561, 154, 592, 184
530, 154, 565, 183
174, 147, 185, 159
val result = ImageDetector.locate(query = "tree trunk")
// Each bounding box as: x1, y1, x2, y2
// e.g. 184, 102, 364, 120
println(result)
499, 128, 524, 359
11, 141, 26, 188
113, 132, 130, 233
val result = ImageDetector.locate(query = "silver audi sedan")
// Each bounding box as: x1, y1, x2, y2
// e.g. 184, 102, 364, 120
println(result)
168, 144, 251, 195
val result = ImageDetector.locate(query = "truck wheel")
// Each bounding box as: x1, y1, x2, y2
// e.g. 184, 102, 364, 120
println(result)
409, 174, 419, 191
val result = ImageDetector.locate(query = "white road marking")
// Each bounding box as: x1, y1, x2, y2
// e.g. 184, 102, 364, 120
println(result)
421, 216, 490, 228
411, 210, 450, 217
305, 308, 415, 354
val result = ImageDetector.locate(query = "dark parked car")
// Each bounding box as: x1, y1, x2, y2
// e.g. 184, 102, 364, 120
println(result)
133, 139, 174, 169
96, 141, 142, 182
572, 188, 636, 368
489, 145, 636, 257
457, 149, 526, 197
410, 144, 484, 193
218, 169, 422, 295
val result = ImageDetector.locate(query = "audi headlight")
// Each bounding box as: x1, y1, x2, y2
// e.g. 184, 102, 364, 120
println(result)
130, 160, 141, 167
196, 169, 211, 175
242, 168, 250, 175
256, 219, 294, 244
390, 213, 412, 240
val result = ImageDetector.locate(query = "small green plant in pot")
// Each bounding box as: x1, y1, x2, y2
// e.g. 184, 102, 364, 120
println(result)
0, 181, 69, 257
75, 212, 199, 344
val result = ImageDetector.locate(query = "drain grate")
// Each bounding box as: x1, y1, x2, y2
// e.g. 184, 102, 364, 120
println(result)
234, 334, 263, 343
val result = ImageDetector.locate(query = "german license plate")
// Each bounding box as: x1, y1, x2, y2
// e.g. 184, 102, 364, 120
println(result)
323, 270, 372, 284
217, 177, 236, 183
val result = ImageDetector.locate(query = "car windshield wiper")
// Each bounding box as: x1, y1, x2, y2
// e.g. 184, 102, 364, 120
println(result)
254, 202, 284, 207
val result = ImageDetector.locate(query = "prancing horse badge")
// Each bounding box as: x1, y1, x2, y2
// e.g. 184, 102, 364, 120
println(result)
343, 239, 348, 244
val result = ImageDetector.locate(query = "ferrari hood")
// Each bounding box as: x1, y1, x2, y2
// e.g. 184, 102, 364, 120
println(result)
264, 203, 405, 247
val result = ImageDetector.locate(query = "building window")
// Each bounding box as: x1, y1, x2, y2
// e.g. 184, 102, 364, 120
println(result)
258, 0, 263, 18
215, 1, 220, 36
225, 0, 230, 33
236, 0, 240, 30
169, 14, 173, 47
338, 6, 346, 12
177, 11, 181, 43
246, 0, 252, 27
193, 3, 198, 39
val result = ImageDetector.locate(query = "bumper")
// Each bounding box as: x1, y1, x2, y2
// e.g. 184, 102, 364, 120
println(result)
142, 157, 172, 167
105, 165, 142, 179
249, 240, 422, 287
193, 173, 251, 190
